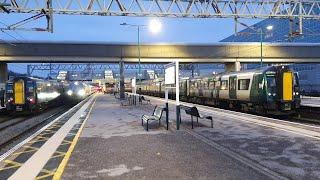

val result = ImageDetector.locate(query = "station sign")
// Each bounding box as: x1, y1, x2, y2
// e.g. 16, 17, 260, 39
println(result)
165, 63, 176, 85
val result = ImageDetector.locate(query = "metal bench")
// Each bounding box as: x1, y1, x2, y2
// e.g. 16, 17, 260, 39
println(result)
180, 105, 213, 129
141, 106, 164, 131
139, 96, 151, 105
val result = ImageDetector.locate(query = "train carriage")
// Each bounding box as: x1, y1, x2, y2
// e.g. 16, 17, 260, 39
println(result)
6, 77, 64, 112
138, 65, 301, 116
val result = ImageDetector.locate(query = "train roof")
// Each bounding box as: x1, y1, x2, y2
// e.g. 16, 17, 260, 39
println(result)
188, 65, 291, 81
8, 76, 57, 82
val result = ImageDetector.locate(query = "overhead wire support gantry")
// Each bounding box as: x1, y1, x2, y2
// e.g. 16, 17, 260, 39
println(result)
2, 0, 320, 19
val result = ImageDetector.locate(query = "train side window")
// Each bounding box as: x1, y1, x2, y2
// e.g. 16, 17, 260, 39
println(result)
220, 80, 228, 90
238, 79, 250, 90
209, 81, 215, 88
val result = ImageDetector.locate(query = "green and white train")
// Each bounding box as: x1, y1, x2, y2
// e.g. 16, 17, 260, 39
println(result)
138, 65, 301, 115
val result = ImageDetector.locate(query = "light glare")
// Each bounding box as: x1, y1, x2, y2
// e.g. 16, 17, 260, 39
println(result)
149, 19, 162, 34
266, 25, 273, 31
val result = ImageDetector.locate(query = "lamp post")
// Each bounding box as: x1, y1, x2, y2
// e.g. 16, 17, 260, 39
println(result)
120, 19, 162, 92
238, 22, 273, 68
120, 23, 145, 90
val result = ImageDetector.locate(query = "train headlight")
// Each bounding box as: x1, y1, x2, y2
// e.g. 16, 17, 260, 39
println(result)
78, 89, 85, 96
268, 93, 272, 96
67, 90, 73, 96
273, 93, 276, 96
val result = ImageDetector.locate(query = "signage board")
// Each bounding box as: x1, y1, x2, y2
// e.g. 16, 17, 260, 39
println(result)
165, 65, 175, 85
131, 77, 136, 88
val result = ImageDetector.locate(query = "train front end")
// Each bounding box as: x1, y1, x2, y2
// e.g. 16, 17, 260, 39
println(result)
6, 77, 37, 112
264, 66, 301, 115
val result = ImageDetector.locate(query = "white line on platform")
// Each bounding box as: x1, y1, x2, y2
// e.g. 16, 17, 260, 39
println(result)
8, 96, 95, 180
145, 95, 320, 139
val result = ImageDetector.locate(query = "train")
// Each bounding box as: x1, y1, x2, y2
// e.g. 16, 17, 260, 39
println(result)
5, 76, 95, 113
138, 65, 301, 115
65, 81, 94, 101
5, 76, 65, 113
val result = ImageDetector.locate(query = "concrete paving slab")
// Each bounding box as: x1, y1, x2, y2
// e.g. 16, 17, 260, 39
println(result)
62, 94, 270, 180
146, 96, 320, 180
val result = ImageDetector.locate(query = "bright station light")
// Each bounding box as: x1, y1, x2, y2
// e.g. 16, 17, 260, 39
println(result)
149, 19, 162, 34
266, 25, 273, 31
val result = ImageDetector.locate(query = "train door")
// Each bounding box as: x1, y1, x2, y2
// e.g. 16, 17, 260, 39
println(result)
282, 71, 293, 101
14, 79, 25, 105
229, 76, 237, 100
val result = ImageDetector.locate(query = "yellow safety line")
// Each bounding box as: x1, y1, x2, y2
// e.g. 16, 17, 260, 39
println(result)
3, 160, 22, 167
36, 172, 55, 180
23, 146, 39, 150
12, 149, 37, 156
39, 132, 55, 136
53, 98, 96, 180
0, 164, 20, 171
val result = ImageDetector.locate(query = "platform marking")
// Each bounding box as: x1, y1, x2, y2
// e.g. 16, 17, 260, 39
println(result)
35, 168, 56, 180
52, 97, 96, 180
7, 96, 95, 180
0, 160, 22, 171
0, 98, 89, 163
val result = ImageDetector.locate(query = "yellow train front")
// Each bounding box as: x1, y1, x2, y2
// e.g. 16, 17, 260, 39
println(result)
5, 77, 63, 113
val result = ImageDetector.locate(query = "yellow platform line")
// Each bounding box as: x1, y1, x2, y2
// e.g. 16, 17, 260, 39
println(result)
23, 146, 39, 150
12, 149, 37, 156
53, 98, 96, 180
39, 131, 56, 136
51, 151, 66, 159
0, 164, 20, 171
0, 160, 22, 171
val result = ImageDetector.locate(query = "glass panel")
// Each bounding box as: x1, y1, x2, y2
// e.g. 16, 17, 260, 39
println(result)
238, 79, 250, 90
220, 80, 228, 90
266, 75, 276, 93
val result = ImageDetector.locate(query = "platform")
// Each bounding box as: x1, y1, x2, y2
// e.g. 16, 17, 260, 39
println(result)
1, 94, 319, 179
61, 94, 269, 179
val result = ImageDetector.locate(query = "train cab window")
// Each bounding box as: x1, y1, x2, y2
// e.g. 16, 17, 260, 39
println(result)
266, 75, 276, 92
238, 79, 250, 90
27, 81, 34, 93
220, 80, 228, 90
6, 84, 13, 93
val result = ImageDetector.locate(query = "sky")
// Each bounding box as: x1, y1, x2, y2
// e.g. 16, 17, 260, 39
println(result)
0, 13, 259, 76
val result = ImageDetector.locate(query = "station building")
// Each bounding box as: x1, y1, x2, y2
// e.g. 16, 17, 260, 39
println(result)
220, 18, 320, 96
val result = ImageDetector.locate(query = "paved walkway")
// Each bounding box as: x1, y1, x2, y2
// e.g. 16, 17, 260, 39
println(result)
62, 95, 269, 179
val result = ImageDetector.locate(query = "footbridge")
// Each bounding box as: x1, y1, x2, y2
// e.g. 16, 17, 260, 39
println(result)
1, 42, 320, 83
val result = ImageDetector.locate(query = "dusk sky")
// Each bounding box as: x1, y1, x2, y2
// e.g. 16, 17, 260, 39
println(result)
1, 13, 259, 76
